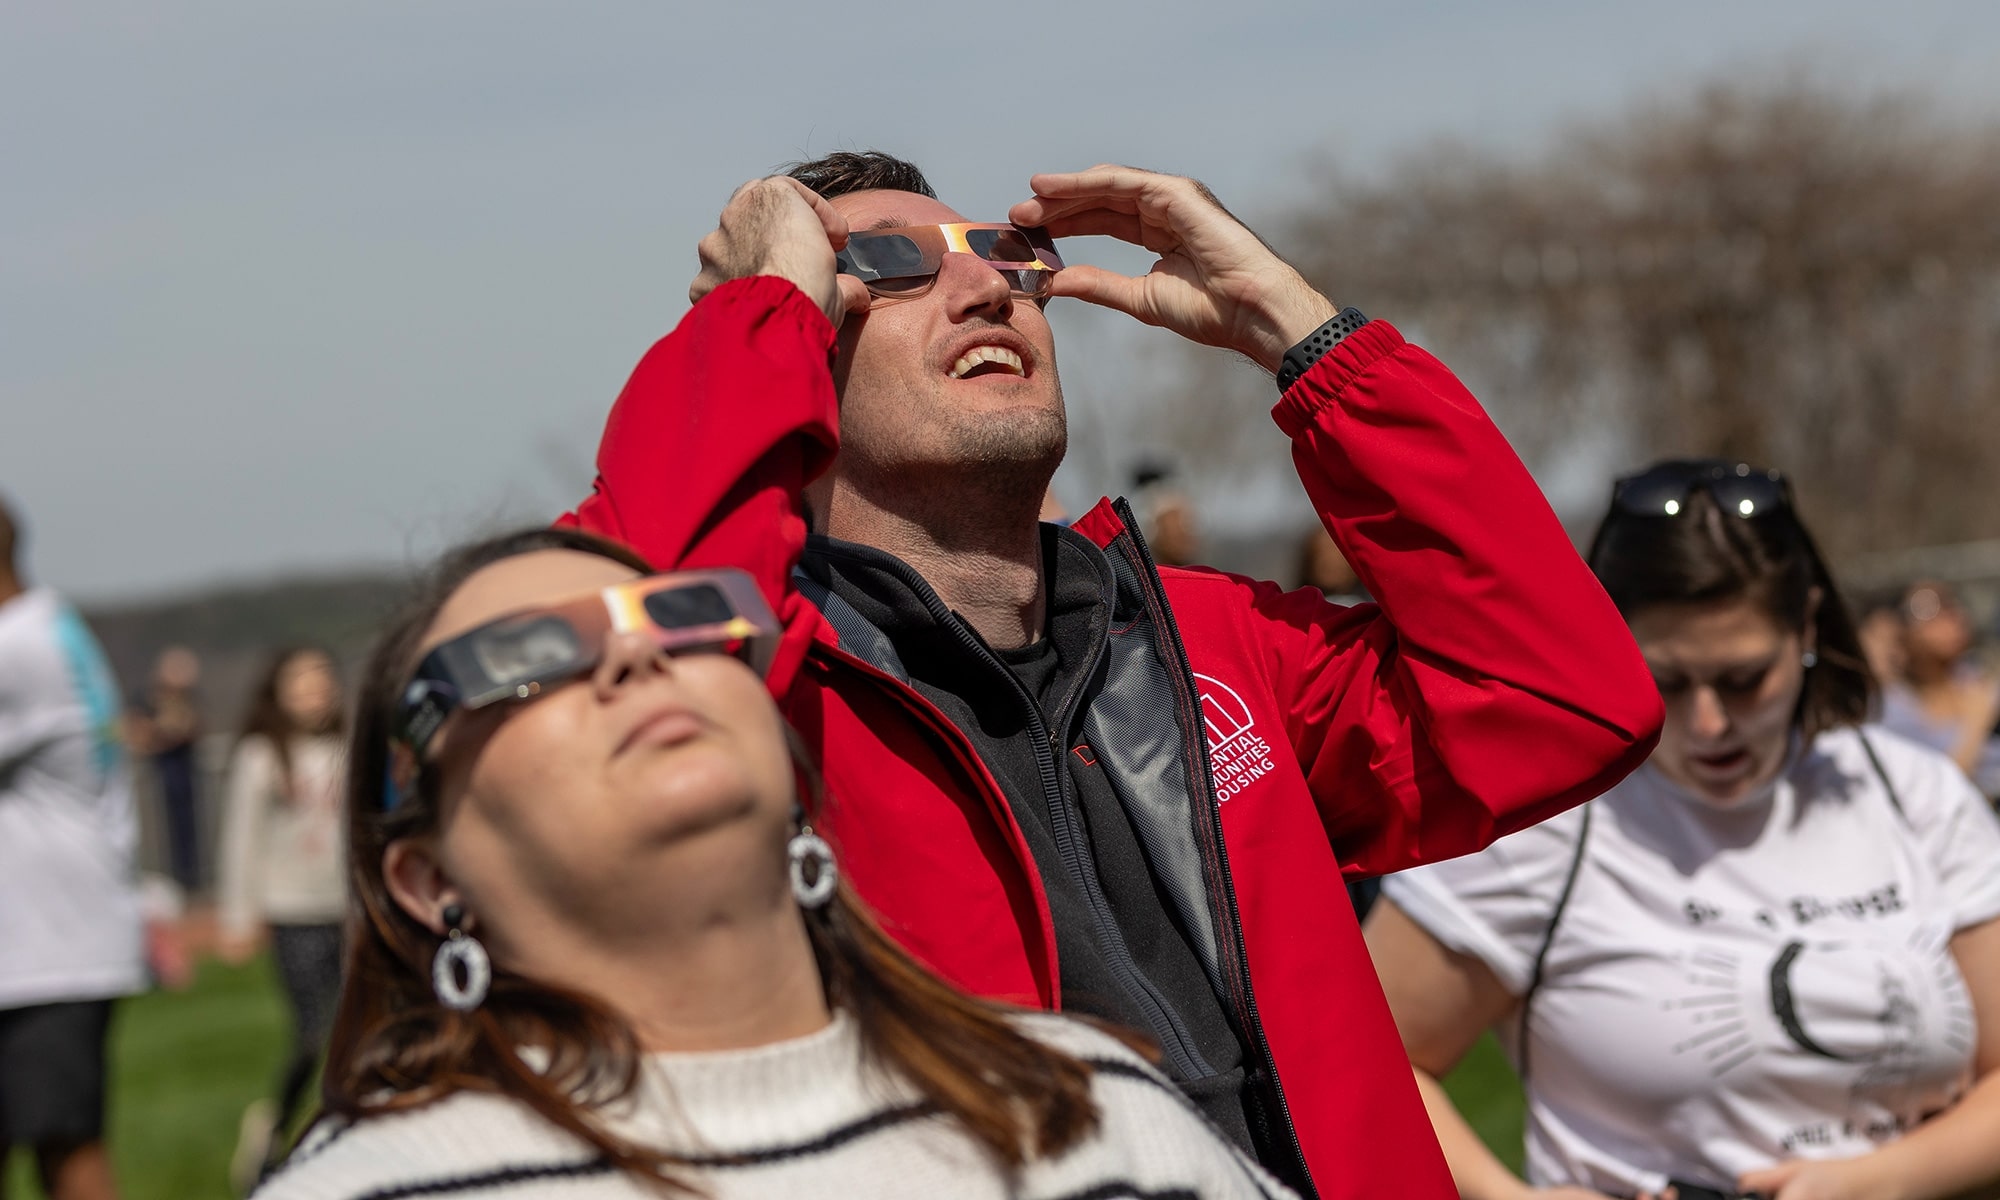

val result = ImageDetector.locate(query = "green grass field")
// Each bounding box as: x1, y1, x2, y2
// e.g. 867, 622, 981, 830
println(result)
5, 959, 1527, 1197
4, 958, 287, 1200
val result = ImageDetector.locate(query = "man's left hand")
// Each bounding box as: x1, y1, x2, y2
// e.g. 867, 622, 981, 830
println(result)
1009, 165, 1338, 374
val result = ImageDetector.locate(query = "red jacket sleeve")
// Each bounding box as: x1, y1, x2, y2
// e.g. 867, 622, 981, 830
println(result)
557, 277, 839, 693
1263, 320, 1662, 875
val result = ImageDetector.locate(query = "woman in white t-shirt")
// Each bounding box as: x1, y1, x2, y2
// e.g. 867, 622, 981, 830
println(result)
1365, 459, 2000, 1200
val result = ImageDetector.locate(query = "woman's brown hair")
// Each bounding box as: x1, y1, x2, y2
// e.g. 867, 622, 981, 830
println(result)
321, 527, 1103, 1188
1586, 471, 1876, 739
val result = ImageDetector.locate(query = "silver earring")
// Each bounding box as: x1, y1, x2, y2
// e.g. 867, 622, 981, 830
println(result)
1801, 650, 1819, 670
788, 817, 838, 910
431, 902, 491, 1011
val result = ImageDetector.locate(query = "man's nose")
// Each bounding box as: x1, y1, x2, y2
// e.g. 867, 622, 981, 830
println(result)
592, 630, 672, 700
935, 251, 1013, 321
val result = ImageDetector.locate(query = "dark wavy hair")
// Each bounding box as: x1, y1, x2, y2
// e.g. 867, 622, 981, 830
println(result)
784, 150, 936, 201
319, 527, 1105, 1189
1586, 467, 1875, 739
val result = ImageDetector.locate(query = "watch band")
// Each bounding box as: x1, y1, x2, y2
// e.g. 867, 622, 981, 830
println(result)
1276, 307, 1369, 393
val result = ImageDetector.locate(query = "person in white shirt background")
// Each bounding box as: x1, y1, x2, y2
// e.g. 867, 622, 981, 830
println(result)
1364, 459, 2000, 1200
0, 493, 144, 1200
214, 646, 349, 1189
256, 526, 1289, 1200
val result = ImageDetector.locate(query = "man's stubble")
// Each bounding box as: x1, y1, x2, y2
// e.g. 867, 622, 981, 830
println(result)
827, 370, 1070, 545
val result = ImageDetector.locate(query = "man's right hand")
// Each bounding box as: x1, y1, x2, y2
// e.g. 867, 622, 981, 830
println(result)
690, 176, 869, 327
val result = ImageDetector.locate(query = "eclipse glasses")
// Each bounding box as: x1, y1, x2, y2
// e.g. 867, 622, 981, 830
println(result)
836, 223, 1065, 301
395, 569, 780, 759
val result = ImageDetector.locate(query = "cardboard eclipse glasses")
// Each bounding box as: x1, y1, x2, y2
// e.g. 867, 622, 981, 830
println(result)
394, 569, 780, 762
836, 223, 1064, 300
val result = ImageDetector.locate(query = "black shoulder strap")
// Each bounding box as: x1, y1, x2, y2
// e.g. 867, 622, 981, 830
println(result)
1855, 729, 1911, 827
1516, 802, 1592, 1089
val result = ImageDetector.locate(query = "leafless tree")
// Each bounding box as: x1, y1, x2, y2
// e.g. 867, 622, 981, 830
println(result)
1129, 74, 2000, 563
1299, 75, 2000, 557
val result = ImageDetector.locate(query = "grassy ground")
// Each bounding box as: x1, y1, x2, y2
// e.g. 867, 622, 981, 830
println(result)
5, 959, 1528, 1197
1446, 1030, 1530, 1175
4, 957, 287, 1200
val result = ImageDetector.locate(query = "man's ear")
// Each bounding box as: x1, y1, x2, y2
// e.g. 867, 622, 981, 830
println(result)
383, 837, 458, 936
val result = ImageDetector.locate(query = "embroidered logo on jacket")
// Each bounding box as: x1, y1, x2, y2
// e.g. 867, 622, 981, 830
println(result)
1193, 673, 1275, 802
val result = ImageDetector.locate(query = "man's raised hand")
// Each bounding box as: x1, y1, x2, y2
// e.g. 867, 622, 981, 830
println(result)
691, 176, 870, 326
1009, 165, 1339, 375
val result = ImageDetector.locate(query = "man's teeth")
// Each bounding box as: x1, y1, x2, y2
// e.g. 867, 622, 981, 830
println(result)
949, 346, 1025, 379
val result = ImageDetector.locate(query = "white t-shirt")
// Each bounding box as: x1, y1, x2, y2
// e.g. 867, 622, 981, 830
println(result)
0, 589, 146, 1009
216, 734, 347, 936
1383, 726, 2000, 1196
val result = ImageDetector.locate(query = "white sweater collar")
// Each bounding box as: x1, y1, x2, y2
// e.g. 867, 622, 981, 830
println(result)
612, 1012, 907, 1151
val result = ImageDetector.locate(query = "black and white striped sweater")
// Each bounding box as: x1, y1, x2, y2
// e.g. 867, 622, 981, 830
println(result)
255, 1012, 1297, 1200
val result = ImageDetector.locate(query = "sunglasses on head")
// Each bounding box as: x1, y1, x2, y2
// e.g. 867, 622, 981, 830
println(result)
1609, 458, 1792, 521
393, 568, 780, 761
835, 223, 1064, 301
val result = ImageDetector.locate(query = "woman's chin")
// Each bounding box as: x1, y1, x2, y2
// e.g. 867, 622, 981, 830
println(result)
1693, 777, 1756, 806
1668, 752, 1773, 807
617, 747, 770, 842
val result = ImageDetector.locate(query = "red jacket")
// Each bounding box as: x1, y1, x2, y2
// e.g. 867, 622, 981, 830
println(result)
562, 277, 1663, 1198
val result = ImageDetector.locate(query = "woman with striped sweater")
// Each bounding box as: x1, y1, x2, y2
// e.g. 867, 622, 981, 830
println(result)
256, 527, 1288, 1200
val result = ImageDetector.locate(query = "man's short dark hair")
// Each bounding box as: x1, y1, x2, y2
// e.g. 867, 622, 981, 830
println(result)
784, 151, 936, 201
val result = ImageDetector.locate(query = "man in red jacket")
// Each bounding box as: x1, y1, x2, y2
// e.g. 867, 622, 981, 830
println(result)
562, 155, 1663, 1198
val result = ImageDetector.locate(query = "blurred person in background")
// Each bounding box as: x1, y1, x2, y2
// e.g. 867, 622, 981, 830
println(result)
258, 527, 1289, 1199
216, 647, 348, 1191
1881, 580, 2000, 800
1130, 463, 1200, 568
1294, 525, 1368, 608
1852, 589, 1908, 693
1365, 460, 2000, 1200
125, 645, 205, 895
0, 494, 143, 1200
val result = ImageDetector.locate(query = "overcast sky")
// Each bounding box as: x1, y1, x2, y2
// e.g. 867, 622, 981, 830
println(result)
6, 0, 1998, 602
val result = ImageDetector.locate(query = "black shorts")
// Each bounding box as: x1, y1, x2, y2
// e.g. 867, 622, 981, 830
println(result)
0, 998, 115, 1146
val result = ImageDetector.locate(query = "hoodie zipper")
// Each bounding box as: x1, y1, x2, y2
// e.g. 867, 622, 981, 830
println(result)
1110, 498, 1315, 1198
834, 551, 1218, 1082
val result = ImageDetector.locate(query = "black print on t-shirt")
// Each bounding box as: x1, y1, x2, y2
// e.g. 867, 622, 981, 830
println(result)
1781, 1113, 1912, 1155
1785, 884, 1904, 926
1684, 898, 1724, 926
1677, 881, 1904, 929
1666, 881, 1956, 1100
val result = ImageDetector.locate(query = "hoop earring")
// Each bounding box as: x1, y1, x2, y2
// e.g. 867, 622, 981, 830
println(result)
431, 901, 491, 1012
1801, 650, 1820, 670
788, 812, 838, 910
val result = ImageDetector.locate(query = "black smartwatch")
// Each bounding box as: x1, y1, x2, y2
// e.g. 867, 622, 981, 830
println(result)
1276, 307, 1369, 394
